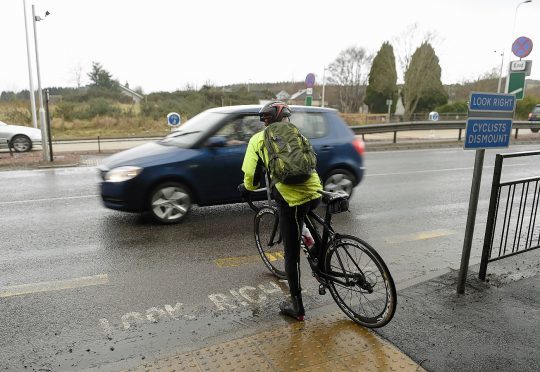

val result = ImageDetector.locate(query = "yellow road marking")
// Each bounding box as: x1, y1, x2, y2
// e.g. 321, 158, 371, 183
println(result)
385, 228, 456, 244
215, 251, 284, 268
0, 274, 109, 298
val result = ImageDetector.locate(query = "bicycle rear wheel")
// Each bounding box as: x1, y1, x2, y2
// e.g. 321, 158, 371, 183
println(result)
324, 235, 396, 328
254, 206, 287, 279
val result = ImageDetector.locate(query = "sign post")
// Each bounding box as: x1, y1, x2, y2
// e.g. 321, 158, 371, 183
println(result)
305, 73, 315, 106
457, 92, 516, 294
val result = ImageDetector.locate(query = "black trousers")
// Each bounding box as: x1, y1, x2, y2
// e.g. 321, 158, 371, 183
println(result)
277, 197, 321, 296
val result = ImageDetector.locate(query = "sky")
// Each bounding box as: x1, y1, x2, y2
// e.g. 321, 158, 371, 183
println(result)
1, 0, 539, 94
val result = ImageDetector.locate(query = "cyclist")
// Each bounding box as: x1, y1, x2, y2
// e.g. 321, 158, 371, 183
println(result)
239, 101, 322, 321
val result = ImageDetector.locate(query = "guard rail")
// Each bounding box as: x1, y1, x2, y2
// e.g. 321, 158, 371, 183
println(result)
351, 120, 538, 143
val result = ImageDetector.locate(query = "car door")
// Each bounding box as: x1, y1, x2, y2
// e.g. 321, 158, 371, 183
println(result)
193, 114, 265, 205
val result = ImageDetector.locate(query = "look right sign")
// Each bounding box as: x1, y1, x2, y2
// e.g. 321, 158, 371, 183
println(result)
464, 92, 516, 150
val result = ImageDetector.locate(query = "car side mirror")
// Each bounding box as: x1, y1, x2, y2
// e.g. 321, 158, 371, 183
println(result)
206, 136, 227, 148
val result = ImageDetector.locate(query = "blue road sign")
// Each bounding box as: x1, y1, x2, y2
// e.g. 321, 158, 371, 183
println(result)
167, 112, 181, 126
464, 118, 512, 149
469, 92, 515, 113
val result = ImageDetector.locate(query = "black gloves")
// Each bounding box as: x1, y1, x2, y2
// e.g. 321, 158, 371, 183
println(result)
237, 183, 249, 197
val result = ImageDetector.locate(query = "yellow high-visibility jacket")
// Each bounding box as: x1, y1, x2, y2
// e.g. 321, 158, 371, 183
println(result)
241, 129, 322, 207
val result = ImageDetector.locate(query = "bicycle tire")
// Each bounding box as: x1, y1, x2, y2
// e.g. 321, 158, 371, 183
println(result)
324, 235, 397, 328
254, 206, 287, 279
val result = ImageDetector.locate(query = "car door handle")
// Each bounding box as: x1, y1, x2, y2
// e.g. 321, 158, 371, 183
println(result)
320, 145, 334, 151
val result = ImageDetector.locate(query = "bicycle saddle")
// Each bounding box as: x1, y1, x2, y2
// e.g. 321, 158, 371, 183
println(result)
318, 190, 349, 214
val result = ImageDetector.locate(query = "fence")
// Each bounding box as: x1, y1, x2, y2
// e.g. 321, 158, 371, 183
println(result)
340, 112, 468, 125
479, 150, 540, 280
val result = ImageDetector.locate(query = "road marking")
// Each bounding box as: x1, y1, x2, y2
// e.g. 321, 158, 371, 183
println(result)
0, 194, 98, 206
385, 229, 456, 244
0, 274, 109, 298
367, 163, 527, 177
215, 251, 284, 268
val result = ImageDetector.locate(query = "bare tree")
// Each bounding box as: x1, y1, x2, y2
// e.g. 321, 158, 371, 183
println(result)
71, 63, 84, 88
327, 46, 372, 112
393, 23, 440, 83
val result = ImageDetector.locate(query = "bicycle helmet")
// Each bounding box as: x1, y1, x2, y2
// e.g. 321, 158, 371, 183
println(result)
259, 101, 291, 124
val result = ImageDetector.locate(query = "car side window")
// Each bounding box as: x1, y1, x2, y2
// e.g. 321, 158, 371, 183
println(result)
289, 113, 328, 139
215, 115, 264, 146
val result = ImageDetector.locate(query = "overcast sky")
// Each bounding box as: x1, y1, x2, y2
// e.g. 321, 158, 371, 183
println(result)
1, 0, 539, 93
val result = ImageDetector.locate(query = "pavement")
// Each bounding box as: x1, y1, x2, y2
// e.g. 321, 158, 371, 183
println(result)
123, 249, 539, 372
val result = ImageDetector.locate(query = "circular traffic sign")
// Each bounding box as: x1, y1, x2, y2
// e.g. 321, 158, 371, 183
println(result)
512, 36, 533, 58
167, 112, 181, 127
305, 73, 315, 88
428, 111, 439, 121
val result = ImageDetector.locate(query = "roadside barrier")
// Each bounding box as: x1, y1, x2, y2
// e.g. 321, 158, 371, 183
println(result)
479, 150, 540, 280
0, 139, 14, 156
351, 120, 536, 143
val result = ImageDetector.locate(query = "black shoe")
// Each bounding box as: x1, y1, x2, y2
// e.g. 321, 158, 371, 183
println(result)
279, 294, 305, 321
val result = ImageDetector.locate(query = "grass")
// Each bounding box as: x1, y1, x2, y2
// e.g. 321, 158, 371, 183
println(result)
0, 102, 171, 139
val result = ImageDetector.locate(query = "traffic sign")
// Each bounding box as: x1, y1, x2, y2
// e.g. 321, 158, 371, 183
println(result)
508, 72, 526, 100
469, 92, 515, 113
464, 118, 513, 149
428, 111, 439, 121
167, 112, 181, 127
305, 73, 315, 88
465, 92, 515, 150
512, 36, 533, 58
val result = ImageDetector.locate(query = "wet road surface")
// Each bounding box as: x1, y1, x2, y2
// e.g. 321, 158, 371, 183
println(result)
1, 144, 539, 370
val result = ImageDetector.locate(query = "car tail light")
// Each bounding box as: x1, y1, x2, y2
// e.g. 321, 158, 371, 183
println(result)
352, 138, 365, 155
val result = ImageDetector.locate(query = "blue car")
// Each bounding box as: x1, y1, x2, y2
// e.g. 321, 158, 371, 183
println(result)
98, 105, 365, 224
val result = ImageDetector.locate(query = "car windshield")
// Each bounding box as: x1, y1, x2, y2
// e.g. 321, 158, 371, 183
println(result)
0, 121, 6, 126
159, 112, 225, 147
533, 107, 540, 114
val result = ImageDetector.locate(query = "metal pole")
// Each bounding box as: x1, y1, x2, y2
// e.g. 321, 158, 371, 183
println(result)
497, 51, 504, 93
321, 66, 326, 108
479, 154, 503, 280
44, 89, 53, 161
32, 5, 50, 162
23, 0, 38, 129
457, 149, 485, 294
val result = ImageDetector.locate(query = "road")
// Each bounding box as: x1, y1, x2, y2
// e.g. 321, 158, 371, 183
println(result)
1, 144, 539, 371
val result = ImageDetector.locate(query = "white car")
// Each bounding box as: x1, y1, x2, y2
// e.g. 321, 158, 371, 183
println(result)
0, 120, 42, 152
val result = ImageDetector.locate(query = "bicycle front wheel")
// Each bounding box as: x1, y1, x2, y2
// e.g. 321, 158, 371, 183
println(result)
254, 207, 287, 279
325, 235, 397, 328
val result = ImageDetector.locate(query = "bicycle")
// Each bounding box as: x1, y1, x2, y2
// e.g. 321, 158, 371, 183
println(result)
245, 187, 397, 328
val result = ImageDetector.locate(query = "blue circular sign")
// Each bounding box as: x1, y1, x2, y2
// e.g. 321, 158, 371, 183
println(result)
167, 112, 181, 126
305, 73, 315, 88
512, 36, 533, 58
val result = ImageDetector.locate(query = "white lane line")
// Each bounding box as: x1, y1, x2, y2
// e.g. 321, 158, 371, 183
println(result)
0, 194, 98, 206
367, 163, 528, 177
0, 274, 109, 298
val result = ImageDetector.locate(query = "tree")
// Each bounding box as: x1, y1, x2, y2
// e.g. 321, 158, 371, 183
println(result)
403, 42, 448, 116
327, 46, 372, 112
364, 42, 398, 113
87, 62, 118, 90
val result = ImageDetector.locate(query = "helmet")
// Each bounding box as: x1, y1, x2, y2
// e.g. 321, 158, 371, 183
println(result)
259, 101, 291, 124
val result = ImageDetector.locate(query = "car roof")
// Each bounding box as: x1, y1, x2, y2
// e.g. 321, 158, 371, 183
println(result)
205, 104, 338, 114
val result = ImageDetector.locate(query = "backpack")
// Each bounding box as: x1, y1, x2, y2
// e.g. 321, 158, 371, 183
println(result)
262, 121, 317, 186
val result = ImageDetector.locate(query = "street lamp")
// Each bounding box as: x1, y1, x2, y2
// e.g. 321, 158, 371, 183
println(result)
31, 5, 51, 161
499, 0, 533, 93
321, 66, 328, 107
22, 0, 38, 129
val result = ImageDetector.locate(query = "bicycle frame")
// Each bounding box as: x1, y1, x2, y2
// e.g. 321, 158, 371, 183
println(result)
304, 207, 370, 290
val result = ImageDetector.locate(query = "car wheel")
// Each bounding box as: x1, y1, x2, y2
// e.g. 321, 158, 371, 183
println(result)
149, 182, 192, 224
323, 169, 356, 198
11, 135, 32, 152
531, 128, 539, 133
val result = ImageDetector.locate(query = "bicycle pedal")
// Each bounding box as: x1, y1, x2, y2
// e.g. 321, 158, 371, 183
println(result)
318, 284, 326, 295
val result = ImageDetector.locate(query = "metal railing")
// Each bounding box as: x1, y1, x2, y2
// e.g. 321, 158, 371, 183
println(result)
479, 150, 540, 280
350, 120, 538, 143
0, 139, 14, 156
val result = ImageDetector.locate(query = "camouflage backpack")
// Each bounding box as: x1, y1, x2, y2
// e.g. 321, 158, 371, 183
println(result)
263, 121, 317, 186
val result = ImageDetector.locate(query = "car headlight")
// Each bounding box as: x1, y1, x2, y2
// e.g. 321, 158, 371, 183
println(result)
104, 166, 143, 182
